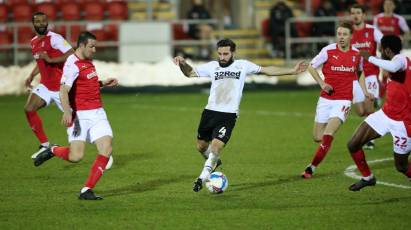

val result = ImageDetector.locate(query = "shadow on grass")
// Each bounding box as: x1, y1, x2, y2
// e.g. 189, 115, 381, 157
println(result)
230, 171, 340, 192
101, 175, 192, 197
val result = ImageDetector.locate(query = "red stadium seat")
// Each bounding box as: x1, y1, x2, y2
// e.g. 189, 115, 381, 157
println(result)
84, 1, 105, 21
6, 0, 29, 7
107, 1, 128, 20
172, 23, 190, 40
17, 26, 34, 44
0, 30, 12, 46
295, 21, 312, 37
261, 18, 271, 41
0, 4, 8, 22
61, 2, 81, 20
102, 24, 118, 41
35, 2, 57, 20
67, 24, 85, 44
12, 3, 32, 22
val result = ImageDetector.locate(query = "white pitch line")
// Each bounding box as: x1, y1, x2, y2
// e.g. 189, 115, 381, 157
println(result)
344, 157, 411, 189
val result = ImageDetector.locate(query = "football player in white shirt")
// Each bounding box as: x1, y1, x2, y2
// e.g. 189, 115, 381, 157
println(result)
173, 38, 308, 192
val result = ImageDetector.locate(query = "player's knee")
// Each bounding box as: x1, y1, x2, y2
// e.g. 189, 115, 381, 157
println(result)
69, 151, 84, 163
24, 104, 36, 112
101, 146, 112, 157
313, 136, 322, 143
196, 142, 208, 153
347, 139, 359, 153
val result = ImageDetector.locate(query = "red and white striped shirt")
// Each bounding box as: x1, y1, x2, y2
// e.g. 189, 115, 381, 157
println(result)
311, 43, 363, 101
31, 31, 72, 91
61, 54, 102, 111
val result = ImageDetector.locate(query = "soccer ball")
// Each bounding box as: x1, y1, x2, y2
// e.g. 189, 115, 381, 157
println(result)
205, 172, 228, 194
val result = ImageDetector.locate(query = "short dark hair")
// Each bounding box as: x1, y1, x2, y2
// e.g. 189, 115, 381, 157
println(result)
216, 38, 236, 52
32, 12, 46, 23
338, 21, 353, 34
77, 31, 96, 47
350, 4, 366, 13
381, 35, 402, 54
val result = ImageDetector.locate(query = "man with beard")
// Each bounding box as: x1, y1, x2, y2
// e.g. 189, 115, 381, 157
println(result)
347, 35, 411, 191
173, 38, 308, 192
301, 22, 364, 179
25, 12, 74, 157
350, 4, 383, 150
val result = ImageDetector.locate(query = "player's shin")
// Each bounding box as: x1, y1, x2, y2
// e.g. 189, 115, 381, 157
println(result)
199, 152, 219, 180
200, 145, 212, 159
311, 134, 334, 167
51, 146, 70, 161
351, 149, 373, 178
84, 154, 110, 189
25, 111, 48, 143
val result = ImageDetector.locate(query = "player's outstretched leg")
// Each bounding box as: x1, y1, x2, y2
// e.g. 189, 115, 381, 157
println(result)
197, 140, 222, 172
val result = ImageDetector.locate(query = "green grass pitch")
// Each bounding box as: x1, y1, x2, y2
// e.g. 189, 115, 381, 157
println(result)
0, 90, 410, 229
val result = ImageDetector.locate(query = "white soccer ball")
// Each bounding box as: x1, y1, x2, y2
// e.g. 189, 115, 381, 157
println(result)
105, 155, 113, 170
205, 172, 228, 194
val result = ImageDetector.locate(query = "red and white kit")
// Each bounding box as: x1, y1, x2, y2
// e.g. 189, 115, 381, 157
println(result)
365, 54, 411, 154
351, 24, 383, 102
61, 54, 113, 143
373, 13, 410, 36
311, 43, 362, 123
31, 31, 72, 109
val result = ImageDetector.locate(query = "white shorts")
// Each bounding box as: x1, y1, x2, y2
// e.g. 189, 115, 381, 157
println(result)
365, 110, 411, 154
32, 84, 63, 111
314, 97, 351, 123
365, 75, 380, 99
352, 80, 365, 104
352, 75, 380, 104
67, 108, 113, 143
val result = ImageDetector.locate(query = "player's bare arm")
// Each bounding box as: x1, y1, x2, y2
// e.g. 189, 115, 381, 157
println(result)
59, 84, 73, 127
38, 49, 74, 64
99, 78, 119, 88
25, 65, 40, 89
307, 65, 333, 94
260, 61, 308, 76
173, 56, 198, 78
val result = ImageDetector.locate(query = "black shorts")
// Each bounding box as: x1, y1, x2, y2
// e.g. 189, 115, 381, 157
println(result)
197, 109, 237, 144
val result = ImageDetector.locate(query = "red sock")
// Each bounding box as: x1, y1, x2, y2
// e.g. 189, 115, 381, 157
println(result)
51, 146, 70, 161
25, 111, 48, 143
351, 149, 372, 177
84, 154, 109, 189
406, 164, 411, 179
311, 135, 334, 167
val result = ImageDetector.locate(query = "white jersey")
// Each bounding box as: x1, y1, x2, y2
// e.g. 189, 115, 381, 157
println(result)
194, 60, 261, 114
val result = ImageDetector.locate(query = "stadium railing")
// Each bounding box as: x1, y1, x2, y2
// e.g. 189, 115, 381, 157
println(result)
0, 19, 222, 66
284, 15, 411, 62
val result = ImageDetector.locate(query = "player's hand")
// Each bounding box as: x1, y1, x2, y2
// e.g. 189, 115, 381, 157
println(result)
359, 50, 371, 61
62, 111, 72, 127
102, 78, 118, 87
293, 61, 308, 74
38, 52, 52, 63
24, 75, 34, 89
321, 83, 334, 95
365, 92, 375, 101
173, 56, 185, 65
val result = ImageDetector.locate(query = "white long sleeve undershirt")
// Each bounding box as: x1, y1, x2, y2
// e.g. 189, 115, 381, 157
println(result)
368, 55, 407, 73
